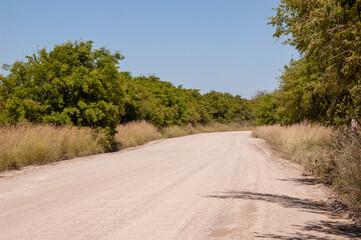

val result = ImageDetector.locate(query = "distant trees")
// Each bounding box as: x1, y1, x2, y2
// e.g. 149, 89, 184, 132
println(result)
251, 91, 278, 125
203, 91, 250, 124
120, 74, 251, 127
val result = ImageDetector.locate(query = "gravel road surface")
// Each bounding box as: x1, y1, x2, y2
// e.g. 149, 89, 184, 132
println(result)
0, 131, 359, 239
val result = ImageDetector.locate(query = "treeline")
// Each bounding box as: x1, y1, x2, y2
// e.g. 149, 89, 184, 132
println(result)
120, 73, 251, 127
253, 0, 361, 126
0, 40, 252, 147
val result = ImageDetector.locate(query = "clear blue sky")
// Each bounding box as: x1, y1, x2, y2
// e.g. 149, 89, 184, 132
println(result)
0, 0, 297, 99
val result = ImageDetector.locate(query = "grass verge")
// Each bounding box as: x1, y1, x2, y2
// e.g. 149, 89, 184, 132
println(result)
163, 122, 252, 138
253, 123, 361, 219
0, 121, 251, 172
0, 124, 105, 171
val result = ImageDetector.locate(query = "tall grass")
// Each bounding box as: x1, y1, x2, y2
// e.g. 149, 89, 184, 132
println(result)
253, 123, 361, 218
0, 124, 105, 171
115, 121, 163, 149
252, 124, 333, 165
0, 121, 250, 172
332, 130, 361, 215
196, 122, 252, 133
163, 122, 252, 138
162, 125, 199, 138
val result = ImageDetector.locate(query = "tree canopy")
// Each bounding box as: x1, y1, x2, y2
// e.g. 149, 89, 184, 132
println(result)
0, 41, 125, 135
264, 0, 361, 126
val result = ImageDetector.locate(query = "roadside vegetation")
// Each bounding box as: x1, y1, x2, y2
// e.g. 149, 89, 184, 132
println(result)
0, 121, 249, 172
0, 124, 105, 171
252, 1, 360, 126
163, 122, 250, 138
0, 40, 253, 171
115, 121, 251, 148
115, 121, 163, 149
253, 124, 361, 218
249, 0, 361, 219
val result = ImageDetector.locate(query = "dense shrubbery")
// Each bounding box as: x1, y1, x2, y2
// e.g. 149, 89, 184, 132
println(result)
252, 0, 361, 127
0, 41, 125, 137
0, 40, 252, 148
120, 74, 251, 127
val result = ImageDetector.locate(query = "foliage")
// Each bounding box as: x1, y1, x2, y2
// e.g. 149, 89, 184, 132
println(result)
120, 74, 251, 127
120, 74, 206, 127
0, 40, 125, 141
0, 40, 252, 150
251, 91, 279, 125
275, 58, 349, 125
268, 0, 361, 126
203, 91, 251, 123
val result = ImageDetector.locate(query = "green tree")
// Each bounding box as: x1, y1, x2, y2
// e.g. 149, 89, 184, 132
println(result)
203, 91, 250, 123
269, 0, 361, 125
251, 91, 279, 125
0, 40, 125, 137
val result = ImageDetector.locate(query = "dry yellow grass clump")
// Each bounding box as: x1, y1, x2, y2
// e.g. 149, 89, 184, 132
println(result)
162, 125, 199, 138
196, 122, 252, 133
0, 124, 104, 171
252, 123, 333, 163
115, 121, 163, 149
163, 122, 252, 138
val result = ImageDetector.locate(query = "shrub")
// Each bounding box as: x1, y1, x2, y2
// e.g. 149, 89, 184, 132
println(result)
0, 40, 125, 139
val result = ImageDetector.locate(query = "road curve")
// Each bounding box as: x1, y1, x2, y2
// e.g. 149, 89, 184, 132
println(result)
0, 131, 358, 239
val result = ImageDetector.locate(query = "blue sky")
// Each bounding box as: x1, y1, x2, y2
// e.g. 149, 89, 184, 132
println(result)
0, 0, 297, 99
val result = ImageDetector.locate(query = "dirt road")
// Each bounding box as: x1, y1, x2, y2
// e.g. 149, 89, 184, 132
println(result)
0, 131, 359, 239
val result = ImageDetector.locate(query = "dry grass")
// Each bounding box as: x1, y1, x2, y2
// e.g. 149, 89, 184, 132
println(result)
162, 122, 252, 138
0, 124, 105, 171
115, 121, 252, 148
252, 123, 333, 165
332, 130, 361, 215
115, 121, 163, 149
0, 121, 250, 172
162, 125, 199, 138
196, 122, 253, 133
253, 123, 361, 218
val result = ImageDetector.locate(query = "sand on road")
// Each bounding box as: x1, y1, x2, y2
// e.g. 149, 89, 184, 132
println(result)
0, 131, 359, 239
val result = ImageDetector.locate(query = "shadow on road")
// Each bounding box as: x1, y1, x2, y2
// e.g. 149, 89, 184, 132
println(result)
278, 177, 323, 186
207, 191, 329, 214
206, 191, 361, 239
254, 220, 361, 239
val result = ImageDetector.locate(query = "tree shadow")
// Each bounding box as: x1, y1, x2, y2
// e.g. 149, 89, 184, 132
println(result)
279, 178, 349, 215
207, 191, 329, 214
206, 191, 361, 239
254, 221, 361, 239
278, 177, 323, 186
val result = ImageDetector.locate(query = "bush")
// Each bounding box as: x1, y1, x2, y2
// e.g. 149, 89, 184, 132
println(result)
0, 40, 125, 138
